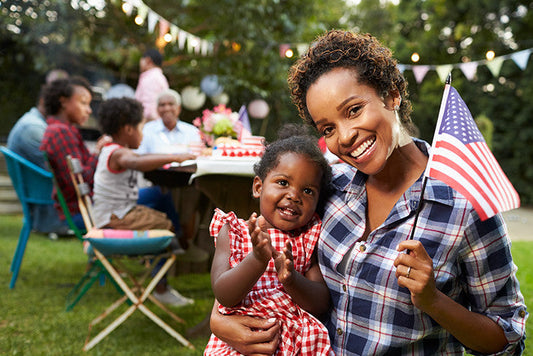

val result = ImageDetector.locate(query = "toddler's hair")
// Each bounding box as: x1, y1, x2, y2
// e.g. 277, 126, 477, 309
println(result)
97, 97, 143, 136
254, 123, 332, 195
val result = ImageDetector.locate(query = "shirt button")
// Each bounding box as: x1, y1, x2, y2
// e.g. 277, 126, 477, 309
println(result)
519, 309, 527, 318
337, 328, 343, 336
359, 244, 366, 252
342, 284, 347, 292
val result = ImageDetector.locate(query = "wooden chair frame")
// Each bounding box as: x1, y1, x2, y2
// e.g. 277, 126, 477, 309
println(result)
65, 155, 194, 351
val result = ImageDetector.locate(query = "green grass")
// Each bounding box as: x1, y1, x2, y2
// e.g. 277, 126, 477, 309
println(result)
1, 214, 531, 355
0, 214, 213, 355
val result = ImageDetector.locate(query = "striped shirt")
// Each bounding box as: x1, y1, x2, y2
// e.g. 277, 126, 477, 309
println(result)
319, 140, 527, 355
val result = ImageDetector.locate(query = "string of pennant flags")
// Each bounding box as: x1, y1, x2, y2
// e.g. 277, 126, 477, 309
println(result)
398, 48, 533, 83
122, 0, 214, 56
121, 0, 532, 84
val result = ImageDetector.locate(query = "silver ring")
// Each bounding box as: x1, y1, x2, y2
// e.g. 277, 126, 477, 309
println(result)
406, 266, 412, 279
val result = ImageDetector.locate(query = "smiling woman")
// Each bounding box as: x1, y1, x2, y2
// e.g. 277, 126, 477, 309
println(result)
209, 29, 528, 356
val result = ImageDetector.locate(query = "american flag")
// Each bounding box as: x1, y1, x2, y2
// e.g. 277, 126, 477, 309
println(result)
236, 105, 252, 140
425, 85, 520, 221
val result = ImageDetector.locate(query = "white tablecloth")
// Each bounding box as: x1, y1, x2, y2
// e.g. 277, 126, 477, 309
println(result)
188, 157, 260, 181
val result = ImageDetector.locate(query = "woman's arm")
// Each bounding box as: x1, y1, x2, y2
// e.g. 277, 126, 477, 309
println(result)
275, 246, 330, 316
395, 240, 508, 354
211, 222, 271, 307
210, 300, 280, 356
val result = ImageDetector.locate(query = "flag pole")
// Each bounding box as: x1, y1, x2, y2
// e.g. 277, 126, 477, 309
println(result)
408, 73, 452, 240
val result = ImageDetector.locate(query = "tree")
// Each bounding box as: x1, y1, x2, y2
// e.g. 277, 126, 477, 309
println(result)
342, 0, 533, 204
0, 0, 347, 140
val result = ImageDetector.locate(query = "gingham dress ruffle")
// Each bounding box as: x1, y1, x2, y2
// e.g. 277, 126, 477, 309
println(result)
204, 209, 333, 356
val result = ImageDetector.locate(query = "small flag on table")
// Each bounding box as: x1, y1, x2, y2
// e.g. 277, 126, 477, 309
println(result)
425, 84, 520, 221
237, 105, 252, 140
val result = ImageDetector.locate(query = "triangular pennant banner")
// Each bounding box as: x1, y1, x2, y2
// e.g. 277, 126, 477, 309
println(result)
147, 10, 158, 33
397, 64, 406, 73
511, 49, 531, 70
436, 64, 453, 83
459, 62, 478, 81
178, 30, 186, 50
170, 25, 179, 43
486, 57, 504, 77
136, 3, 148, 23
412, 65, 430, 83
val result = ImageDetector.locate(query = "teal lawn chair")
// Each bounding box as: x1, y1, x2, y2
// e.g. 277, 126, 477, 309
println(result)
43, 151, 121, 311
1, 146, 56, 288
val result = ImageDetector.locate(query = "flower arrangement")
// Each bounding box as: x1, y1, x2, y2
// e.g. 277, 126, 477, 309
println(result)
193, 104, 241, 146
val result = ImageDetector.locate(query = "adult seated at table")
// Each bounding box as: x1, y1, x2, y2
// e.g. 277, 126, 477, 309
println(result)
137, 89, 204, 245
7, 83, 73, 237
136, 89, 202, 154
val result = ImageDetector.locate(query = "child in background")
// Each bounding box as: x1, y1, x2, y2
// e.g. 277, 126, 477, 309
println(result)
205, 125, 334, 355
94, 97, 195, 306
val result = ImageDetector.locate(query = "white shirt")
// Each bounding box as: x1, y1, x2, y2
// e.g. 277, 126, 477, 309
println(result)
137, 118, 202, 154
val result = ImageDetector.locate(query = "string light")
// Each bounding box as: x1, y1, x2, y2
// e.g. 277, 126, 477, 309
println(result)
411, 52, 420, 63
486, 50, 496, 61
284, 48, 294, 58
134, 15, 143, 25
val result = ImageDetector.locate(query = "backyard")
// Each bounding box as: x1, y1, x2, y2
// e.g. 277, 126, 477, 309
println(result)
1, 213, 531, 355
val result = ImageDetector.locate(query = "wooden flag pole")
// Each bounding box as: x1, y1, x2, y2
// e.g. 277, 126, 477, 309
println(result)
408, 73, 452, 240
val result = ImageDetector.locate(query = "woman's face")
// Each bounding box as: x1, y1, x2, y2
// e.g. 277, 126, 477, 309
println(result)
61, 85, 92, 125
252, 152, 322, 232
157, 94, 181, 129
306, 67, 401, 176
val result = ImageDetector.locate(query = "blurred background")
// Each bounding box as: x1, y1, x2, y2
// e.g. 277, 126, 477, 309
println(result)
1, 0, 532, 204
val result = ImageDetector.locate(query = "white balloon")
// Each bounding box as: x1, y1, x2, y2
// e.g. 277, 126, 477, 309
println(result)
248, 99, 270, 119
211, 92, 229, 105
181, 86, 206, 110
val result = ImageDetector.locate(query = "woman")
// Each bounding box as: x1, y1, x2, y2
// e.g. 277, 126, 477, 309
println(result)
208, 30, 527, 355
40, 76, 109, 228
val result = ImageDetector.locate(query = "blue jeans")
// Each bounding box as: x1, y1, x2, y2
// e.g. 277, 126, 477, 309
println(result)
137, 186, 182, 236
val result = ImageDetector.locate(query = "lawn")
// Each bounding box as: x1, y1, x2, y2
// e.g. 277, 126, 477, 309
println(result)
1, 214, 531, 355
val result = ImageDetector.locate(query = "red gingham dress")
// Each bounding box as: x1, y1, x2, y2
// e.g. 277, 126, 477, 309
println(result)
204, 209, 333, 356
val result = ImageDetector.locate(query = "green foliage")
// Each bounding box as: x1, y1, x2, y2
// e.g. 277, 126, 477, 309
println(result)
0, 215, 212, 355
475, 114, 494, 149
1, 0, 532, 202
343, 0, 533, 204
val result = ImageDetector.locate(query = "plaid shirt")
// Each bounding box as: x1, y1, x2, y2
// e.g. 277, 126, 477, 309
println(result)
319, 140, 527, 355
40, 118, 98, 218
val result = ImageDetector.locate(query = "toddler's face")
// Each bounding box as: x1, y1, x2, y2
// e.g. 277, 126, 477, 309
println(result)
253, 152, 322, 232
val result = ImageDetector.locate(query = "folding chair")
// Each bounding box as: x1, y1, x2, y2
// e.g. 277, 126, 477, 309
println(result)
43, 151, 119, 311
0, 146, 56, 288
65, 155, 194, 351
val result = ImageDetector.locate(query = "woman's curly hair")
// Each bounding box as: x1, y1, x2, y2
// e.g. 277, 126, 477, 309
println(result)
288, 30, 413, 130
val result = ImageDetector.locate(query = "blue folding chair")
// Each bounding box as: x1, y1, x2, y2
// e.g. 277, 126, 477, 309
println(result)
0, 146, 56, 288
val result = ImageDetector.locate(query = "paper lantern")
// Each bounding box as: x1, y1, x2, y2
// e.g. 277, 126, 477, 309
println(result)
211, 92, 229, 105
200, 75, 223, 97
248, 99, 269, 119
181, 86, 206, 110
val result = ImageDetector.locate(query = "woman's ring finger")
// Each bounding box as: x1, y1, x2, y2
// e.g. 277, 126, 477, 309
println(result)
406, 266, 412, 279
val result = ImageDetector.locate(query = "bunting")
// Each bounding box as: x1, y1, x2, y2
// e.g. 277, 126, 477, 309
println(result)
122, 0, 214, 56
399, 48, 533, 84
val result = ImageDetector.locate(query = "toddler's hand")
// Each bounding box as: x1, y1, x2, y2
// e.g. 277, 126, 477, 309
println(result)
249, 214, 275, 263
274, 240, 295, 284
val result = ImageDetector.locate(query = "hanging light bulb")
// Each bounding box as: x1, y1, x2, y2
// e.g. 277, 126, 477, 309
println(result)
486, 50, 495, 61
411, 52, 420, 63
134, 15, 143, 25
284, 48, 294, 58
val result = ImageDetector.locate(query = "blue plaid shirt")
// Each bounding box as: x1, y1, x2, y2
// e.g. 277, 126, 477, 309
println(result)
318, 140, 527, 355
